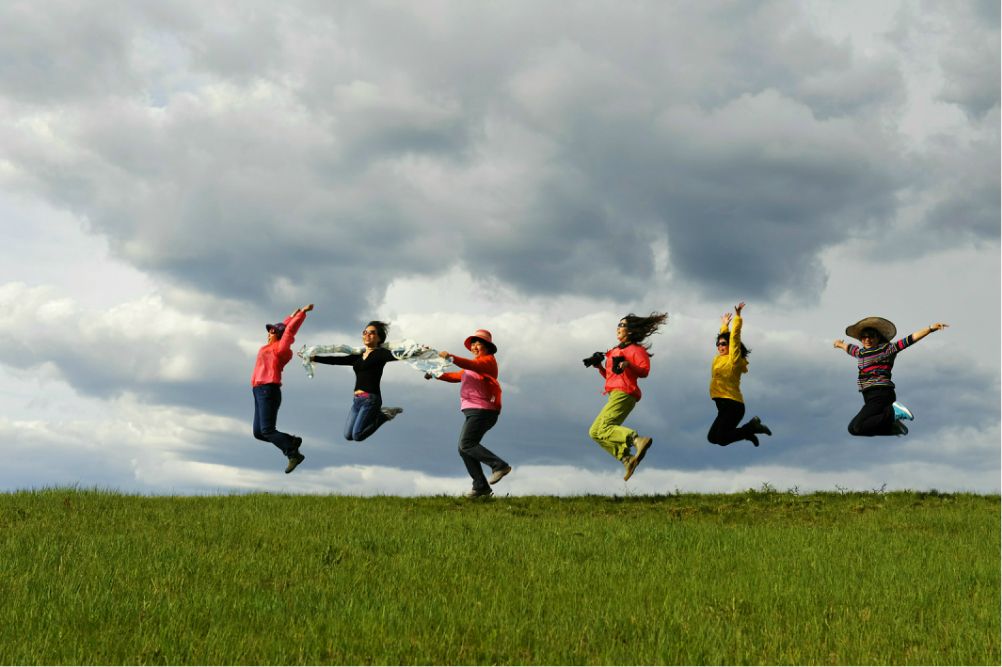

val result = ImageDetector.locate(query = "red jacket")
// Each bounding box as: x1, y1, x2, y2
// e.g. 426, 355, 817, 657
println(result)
251, 310, 307, 387
595, 343, 650, 400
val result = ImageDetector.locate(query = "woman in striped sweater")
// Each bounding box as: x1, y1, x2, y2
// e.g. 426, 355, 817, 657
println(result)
833, 317, 949, 436
708, 302, 772, 447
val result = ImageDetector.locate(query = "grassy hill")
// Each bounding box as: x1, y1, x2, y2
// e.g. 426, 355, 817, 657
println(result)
1, 488, 998, 664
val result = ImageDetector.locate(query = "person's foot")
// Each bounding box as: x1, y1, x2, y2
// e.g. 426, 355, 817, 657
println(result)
749, 416, 772, 436
381, 407, 404, 420
747, 433, 760, 447
892, 402, 914, 422
488, 465, 512, 485
891, 420, 909, 436
464, 487, 493, 498
285, 451, 305, 474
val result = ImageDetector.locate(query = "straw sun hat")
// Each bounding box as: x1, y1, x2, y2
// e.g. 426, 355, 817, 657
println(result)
845, 316, 896, 342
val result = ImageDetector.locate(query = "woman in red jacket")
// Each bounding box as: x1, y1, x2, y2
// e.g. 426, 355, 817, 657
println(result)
251, 303, 313, 473
586, 312, 668, 481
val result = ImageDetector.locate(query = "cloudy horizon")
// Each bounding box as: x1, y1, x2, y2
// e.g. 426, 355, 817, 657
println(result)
1, 0, 998, 496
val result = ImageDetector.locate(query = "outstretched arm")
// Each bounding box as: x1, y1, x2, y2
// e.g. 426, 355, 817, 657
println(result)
833, 339, 850, 352
909, 322, 949, 344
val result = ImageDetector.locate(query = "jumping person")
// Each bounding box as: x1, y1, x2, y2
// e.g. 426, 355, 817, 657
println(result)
834, 317, 949, 436
429, 329, 510, 498
707, 302, 772, 447
251, 303, 314, 473
585, 312, 668, 481
308, 321, 404, 442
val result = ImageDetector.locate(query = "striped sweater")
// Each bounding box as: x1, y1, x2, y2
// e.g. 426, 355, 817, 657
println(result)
845, 336, 915, 391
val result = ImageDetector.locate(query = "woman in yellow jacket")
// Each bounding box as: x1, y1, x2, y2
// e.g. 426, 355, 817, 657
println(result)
708, 302, 772, 447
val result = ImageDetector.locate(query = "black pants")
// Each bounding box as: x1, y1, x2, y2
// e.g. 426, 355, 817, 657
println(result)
458, 409, 507, 492
707, 398, 755, 446
848, 386, 897, 437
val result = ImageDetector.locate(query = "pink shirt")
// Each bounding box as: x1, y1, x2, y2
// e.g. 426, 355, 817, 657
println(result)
250, 310, 307, 387
438, 354, 502, 412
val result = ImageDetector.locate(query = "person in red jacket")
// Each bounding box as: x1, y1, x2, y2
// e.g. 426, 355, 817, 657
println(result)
251, 303, 313, 473
585, 312, 668, 481
429, 329, 511, 498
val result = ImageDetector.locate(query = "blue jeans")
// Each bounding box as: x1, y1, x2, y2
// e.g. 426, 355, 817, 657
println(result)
252, 384, 297, 456
458, 408, 506, 492
344, 393, 388, 441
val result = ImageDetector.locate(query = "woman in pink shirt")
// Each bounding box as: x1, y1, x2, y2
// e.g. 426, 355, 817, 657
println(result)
429, 329, 511, 498
251, 303, 313, 473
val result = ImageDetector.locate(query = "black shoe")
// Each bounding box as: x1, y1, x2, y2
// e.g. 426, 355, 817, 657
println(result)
749, 416, 772, 436
285, 451, 305, 474
747, 433, 760, 447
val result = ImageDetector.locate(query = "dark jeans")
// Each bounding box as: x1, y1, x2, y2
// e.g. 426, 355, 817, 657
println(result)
848, 386, 897, 436
252, 384, 298, 456
458, 409, 506, 492
707, 398, 755, 446
344, 393, 388, 441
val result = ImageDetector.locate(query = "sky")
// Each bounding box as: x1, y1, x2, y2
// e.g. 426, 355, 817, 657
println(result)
0, 0, 998, 496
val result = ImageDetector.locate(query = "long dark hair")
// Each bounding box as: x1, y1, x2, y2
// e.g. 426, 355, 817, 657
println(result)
716, 332, 750, 359
621, 312, 669, 351
366, 320, 389, 344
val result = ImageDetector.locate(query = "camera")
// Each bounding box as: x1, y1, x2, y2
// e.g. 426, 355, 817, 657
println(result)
582, 351, 605, 368
611, 356, 627, 374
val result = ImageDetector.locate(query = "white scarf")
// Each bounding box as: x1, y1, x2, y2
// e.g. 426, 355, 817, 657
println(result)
298, 339, 453, 379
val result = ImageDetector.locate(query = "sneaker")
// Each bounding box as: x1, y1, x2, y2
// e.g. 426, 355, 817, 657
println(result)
891, 420, 909, 436
749, 416, 772, 436
381, 407, 404, 420
892, 402, 914, 422
285, 451, 305, 474
747, 433, 760, 447
624, 436, 653, 481
488, 465, 512, 485
464, 487, 493, 498
633, 436, 653, 464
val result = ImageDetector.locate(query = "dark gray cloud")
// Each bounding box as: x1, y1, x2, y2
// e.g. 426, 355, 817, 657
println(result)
5, 1, 994, 325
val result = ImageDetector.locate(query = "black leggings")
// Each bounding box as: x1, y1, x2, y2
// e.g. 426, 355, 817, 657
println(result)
707, 398, 755, 446
848, 386, 897, 436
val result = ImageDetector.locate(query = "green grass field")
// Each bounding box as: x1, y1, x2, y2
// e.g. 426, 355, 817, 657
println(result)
0, 488, 997, 665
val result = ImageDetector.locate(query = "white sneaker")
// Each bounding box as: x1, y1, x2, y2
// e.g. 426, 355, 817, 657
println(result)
464, 487, 493, 498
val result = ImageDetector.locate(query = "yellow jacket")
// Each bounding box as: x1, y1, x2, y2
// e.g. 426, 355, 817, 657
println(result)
710, 315, 748, 402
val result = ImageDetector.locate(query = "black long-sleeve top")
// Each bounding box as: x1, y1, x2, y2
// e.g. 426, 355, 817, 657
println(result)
313, 348, 396, 395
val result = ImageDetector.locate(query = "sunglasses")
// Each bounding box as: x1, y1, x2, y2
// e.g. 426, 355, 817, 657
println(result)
716, 341, 729, 347
362, 329, 379, 335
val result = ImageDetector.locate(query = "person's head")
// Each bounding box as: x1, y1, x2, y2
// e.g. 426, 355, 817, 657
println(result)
265, 322, 287, 343
715, 333, 750, 359
858, 327, 887, 347
845, 317, 895, 346
362, 320, 389, 346
464, 329, 497, 357
617, 312, 669, 349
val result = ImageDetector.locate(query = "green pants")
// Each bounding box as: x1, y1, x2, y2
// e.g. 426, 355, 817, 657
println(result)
588, 390, 638, 461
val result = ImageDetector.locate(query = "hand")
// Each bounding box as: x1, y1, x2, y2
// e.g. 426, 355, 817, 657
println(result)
833, 339, 846, 350
930, 322, 949, 331
303, 303, 314, 312
734, 301, 745, 316
721, 312, 732, 327
438, 350, 451, 359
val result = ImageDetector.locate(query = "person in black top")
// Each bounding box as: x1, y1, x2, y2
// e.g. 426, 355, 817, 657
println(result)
309, 321, 403, 441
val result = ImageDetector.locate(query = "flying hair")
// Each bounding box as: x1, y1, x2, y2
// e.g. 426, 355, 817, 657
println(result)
620, 312, 669, 351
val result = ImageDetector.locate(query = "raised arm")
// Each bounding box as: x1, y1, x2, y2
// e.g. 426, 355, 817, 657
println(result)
909, 322, 949, 344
